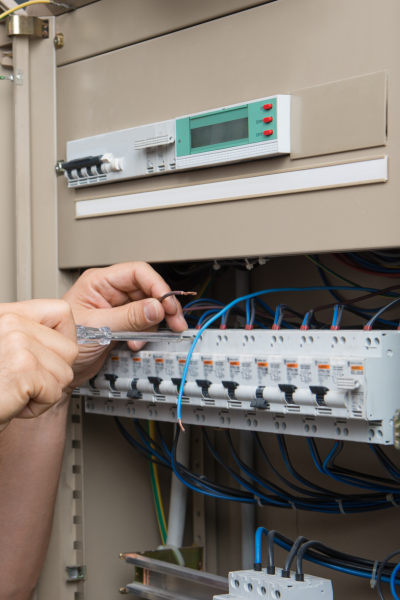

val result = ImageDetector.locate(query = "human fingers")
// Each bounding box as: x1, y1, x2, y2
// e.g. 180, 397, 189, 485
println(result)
0, 347, 66, 423
4, 331, 75, 391
0, 313, 78, 366
0, 299, 76, 341
64, 262, 183, 319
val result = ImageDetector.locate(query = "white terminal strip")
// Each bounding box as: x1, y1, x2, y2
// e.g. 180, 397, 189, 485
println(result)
77, 329, 400, 445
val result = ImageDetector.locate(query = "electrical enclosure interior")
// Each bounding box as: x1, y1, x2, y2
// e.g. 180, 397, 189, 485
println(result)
1, 1, 400, 600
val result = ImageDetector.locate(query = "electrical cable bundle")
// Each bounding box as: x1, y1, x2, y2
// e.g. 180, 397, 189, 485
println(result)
254, 527, 400, 596
337, 252, 400, 278
115, 418, 400, 515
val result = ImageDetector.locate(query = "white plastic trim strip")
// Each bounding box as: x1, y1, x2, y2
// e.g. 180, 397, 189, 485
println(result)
75, 157, 388, 219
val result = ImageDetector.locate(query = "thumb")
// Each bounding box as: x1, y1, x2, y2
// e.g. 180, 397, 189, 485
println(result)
81, 298, 164, 332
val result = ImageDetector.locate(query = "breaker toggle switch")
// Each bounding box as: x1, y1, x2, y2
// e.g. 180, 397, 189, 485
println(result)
263, 117, 273, 123
309, 386, 329, 407
263, 130, 274, 136
279, 384, 297, 404
263, 103, 273, 110
196, 379, 213, 399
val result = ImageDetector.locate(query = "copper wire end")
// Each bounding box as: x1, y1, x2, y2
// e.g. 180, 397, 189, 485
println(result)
158, 291, 197, 303
178, 419, 185, 432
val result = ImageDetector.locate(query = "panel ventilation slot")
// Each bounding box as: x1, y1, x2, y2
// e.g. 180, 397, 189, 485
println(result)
69, 175, 107, 187
135, 135, 175, 150
228, 400, 243, 409
285, 405, 301, 413
352, 410, 363, 418
111, 392, 121, 398
153, 395, 166, 402
202, 399, 216, 407
181, 397, 190, 404
316, 407, 333, 415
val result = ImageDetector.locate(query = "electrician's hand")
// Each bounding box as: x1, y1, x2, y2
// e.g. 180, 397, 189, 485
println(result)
0, 300, 79, 432
62, 262, 188, 388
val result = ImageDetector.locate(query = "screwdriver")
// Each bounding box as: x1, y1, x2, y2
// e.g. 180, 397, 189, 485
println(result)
76, 325, 196, 345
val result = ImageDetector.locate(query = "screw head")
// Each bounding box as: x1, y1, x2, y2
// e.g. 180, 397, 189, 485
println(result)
54, 33, 64, 50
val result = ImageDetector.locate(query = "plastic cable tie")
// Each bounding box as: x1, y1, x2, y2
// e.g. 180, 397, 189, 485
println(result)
289, 501, 297, 511
370, 560, 379, 588
386, 493, 399, 507
213, 260, 221, 271
336, 499, 346, 514
254, 495, 263, 508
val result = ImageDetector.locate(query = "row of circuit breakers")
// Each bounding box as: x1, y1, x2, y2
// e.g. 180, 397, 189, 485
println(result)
78, 329, 400, 445
60, 95, 291, 187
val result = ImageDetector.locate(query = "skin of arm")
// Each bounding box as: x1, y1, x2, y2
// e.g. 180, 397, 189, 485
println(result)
0, 262, 187, 600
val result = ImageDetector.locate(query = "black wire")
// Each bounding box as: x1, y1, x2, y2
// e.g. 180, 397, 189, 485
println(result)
264, 529, 397, 577
283, 536, 307, 573
278, 435, 340, 497
376, 549, 400, 600
328, 442, 400, 486
114, 418, 172, 469
225, 430, 304, 499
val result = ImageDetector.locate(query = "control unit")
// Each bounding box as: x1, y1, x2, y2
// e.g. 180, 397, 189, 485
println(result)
61, 95, 291, 187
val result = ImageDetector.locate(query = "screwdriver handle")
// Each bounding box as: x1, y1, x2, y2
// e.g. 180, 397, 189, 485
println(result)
76, 325, 112, 345
76, 325, 196, 345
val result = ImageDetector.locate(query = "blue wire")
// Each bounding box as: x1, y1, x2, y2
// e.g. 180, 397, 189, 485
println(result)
347, 252, 400, 274
197, 309, 221, 327
314, 259, 399, 326
255, 298, 295, 329
255, 527, 269, 564
391, 562, 400, 600
322, 442, 400, 493
184, 298, 225, 308
246, 299, 251, 326
176, 285, 390, 423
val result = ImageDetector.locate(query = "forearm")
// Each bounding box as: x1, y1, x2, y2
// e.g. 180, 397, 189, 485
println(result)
0, 393, 71, 600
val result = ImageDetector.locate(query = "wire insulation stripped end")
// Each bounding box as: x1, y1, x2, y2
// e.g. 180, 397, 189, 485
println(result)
158, 291, 197, 303
178, 419, 185, 432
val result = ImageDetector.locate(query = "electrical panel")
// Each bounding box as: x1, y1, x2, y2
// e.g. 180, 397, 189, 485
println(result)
78, 329, 400, 445
61, 95, 290, 187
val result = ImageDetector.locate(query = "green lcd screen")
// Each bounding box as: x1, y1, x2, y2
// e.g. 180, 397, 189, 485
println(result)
191, 117, 248, 150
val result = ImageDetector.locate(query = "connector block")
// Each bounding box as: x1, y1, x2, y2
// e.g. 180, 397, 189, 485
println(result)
214, 568, 333, 600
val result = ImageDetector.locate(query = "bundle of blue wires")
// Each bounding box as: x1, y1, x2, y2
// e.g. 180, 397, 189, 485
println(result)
117, 416, 400, 515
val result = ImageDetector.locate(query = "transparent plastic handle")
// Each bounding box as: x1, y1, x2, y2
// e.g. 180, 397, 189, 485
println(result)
76, 325, 196, 345
76, 325, 112, 345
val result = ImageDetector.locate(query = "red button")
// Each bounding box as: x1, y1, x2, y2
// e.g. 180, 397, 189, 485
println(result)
263, 117, 273, 123
263, 130, 274, 136
263, 103, 273, 110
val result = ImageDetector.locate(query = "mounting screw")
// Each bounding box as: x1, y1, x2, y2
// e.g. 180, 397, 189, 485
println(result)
54, 32, 64, 49
55, 160, 65, 176
119, 587, 129, 594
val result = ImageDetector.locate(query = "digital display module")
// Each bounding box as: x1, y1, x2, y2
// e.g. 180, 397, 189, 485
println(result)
191, 117, 248, 149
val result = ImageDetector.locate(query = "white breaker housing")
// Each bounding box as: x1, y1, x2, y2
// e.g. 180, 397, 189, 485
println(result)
213, 568, 333, 600
78, 329, 400, 444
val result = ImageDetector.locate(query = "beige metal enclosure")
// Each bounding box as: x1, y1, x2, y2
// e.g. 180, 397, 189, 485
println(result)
0, 2, 399, 600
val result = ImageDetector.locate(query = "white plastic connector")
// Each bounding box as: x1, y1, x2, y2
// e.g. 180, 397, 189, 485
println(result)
214, 568, 333, 600
101, 153, 124, 173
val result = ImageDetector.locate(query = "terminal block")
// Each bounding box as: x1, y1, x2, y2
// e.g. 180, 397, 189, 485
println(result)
214, 568, 333, 600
